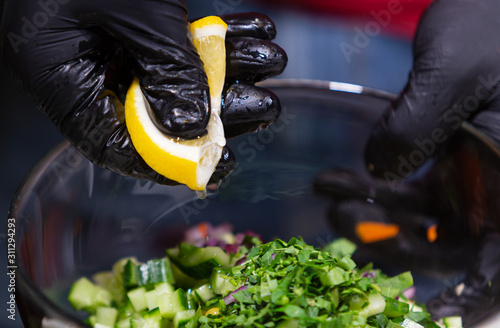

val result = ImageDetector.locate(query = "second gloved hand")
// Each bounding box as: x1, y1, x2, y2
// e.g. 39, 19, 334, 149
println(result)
1, 0, 287, 185
365, 0, 500, 180
314, 127, 500, 326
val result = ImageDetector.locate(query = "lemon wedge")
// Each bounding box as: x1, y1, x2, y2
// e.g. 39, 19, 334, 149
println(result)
125, 16, 227, 193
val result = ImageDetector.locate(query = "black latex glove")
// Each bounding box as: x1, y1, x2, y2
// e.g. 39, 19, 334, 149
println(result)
361, 0, 500, 323
315, 127, 500, 326
0, 1, 287, 185
366, 0, 500, 180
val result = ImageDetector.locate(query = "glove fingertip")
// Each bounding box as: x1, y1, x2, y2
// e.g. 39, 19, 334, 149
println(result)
142, 79, 211, 140
222, 83, 281, 138
226, 37, 287, 82
223, 12, 277, 40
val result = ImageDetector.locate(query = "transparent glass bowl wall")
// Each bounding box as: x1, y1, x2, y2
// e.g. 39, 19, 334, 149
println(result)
12, 80, 499, 327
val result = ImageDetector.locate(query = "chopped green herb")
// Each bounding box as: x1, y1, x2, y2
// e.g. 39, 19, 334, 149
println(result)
68, 225, 451, 328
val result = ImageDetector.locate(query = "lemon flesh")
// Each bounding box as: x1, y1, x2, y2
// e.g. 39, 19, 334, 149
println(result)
125, 16, 227, 191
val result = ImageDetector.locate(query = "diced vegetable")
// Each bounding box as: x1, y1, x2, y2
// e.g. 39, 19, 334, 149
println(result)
360, 293, 386, 318
95, 307, 118, 327
147, 258, 175, 286
122, 259, 142, 289
116, 318, 131, 328
193, 284, 216, 303
127, 287, 148, 312
319, 267, 348, 286
158, 289, 188, 319
443, 316, 463, 328
68, 277, 112, 313
130, 308, 162, 328
400, 318, 424, 328
67, 224, 455, 328
173, 310, 196, 328
384, 297, 410, 318
167, 244, 231, 279
210, 269, 241, 295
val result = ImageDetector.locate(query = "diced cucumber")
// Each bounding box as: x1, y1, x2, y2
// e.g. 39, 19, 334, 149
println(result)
193, 284, 216, 304
155, 282, 175, 295
185, 289, 196, 310
130, 318, 159, 328
173, 310, 195, 328
92, 271, 126, 306
113, 257, 139, 276
319, 267, 348, 286
166, 247, 179, 259
337, 256, 357, 271
363, 293, 386, 318
130, 318, 143, 328
211, 270, 240, 295
158, 289, 188, 319
92, 271, 114, 289
443, 316, 463, 328
95, 307, 118, 327
147, 258, 175, 286
384, 297, 410, 317
144, 282, 175, 311
170, 262, 202, 289
411, 303, 424, 313
179, 244, 231, 267
86, 315, 96, 326
276, 319, 299, 328
380, 272, 414, 299
167, 244, 231, 279
144, 308, 163, 325
329, 288, 340, 309
145, 290, 159, 311
130, 308, 162, 328
145, 308, 162, 321
68, 277, 112, 313
387, 322, 404, 328
348, 292, 386, 318
127, 287, 148, 312
123, 258, 175, 290
400, 318, 424, 328
118, 301, 136, 320
111, 257, 139, 304
123, 260, 142, 289
116, 318, 132, 328
318, 313, 366, 328
94, 324, 113, 328
181, 259, 222, 280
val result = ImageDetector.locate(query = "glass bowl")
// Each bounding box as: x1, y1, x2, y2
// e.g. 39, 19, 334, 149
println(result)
9, 79, 500, 327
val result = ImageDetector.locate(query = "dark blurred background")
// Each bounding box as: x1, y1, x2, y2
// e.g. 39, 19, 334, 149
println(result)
0, 0, 416, 327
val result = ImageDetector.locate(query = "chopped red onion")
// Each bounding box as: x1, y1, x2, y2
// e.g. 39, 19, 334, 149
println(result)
362, 270, 377, 278
225, 244, 240, 254
401, 286, 416, 300
223, 285, 247, 305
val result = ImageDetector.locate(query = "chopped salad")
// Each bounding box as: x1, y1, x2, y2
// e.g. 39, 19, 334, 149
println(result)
68, 223, 462, 328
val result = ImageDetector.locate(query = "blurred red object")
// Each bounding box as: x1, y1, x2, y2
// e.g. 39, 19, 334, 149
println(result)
253, 0, 434, 38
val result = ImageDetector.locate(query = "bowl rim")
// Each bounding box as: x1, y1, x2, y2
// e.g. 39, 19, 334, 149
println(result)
260, 78, 500, 157
9, 78, 500, 326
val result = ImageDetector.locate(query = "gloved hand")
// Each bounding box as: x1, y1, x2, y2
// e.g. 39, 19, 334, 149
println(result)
315, 0, 500, 325
315, 128, 500, 327
365, 0, 500, 181
0, 0, 287, 185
